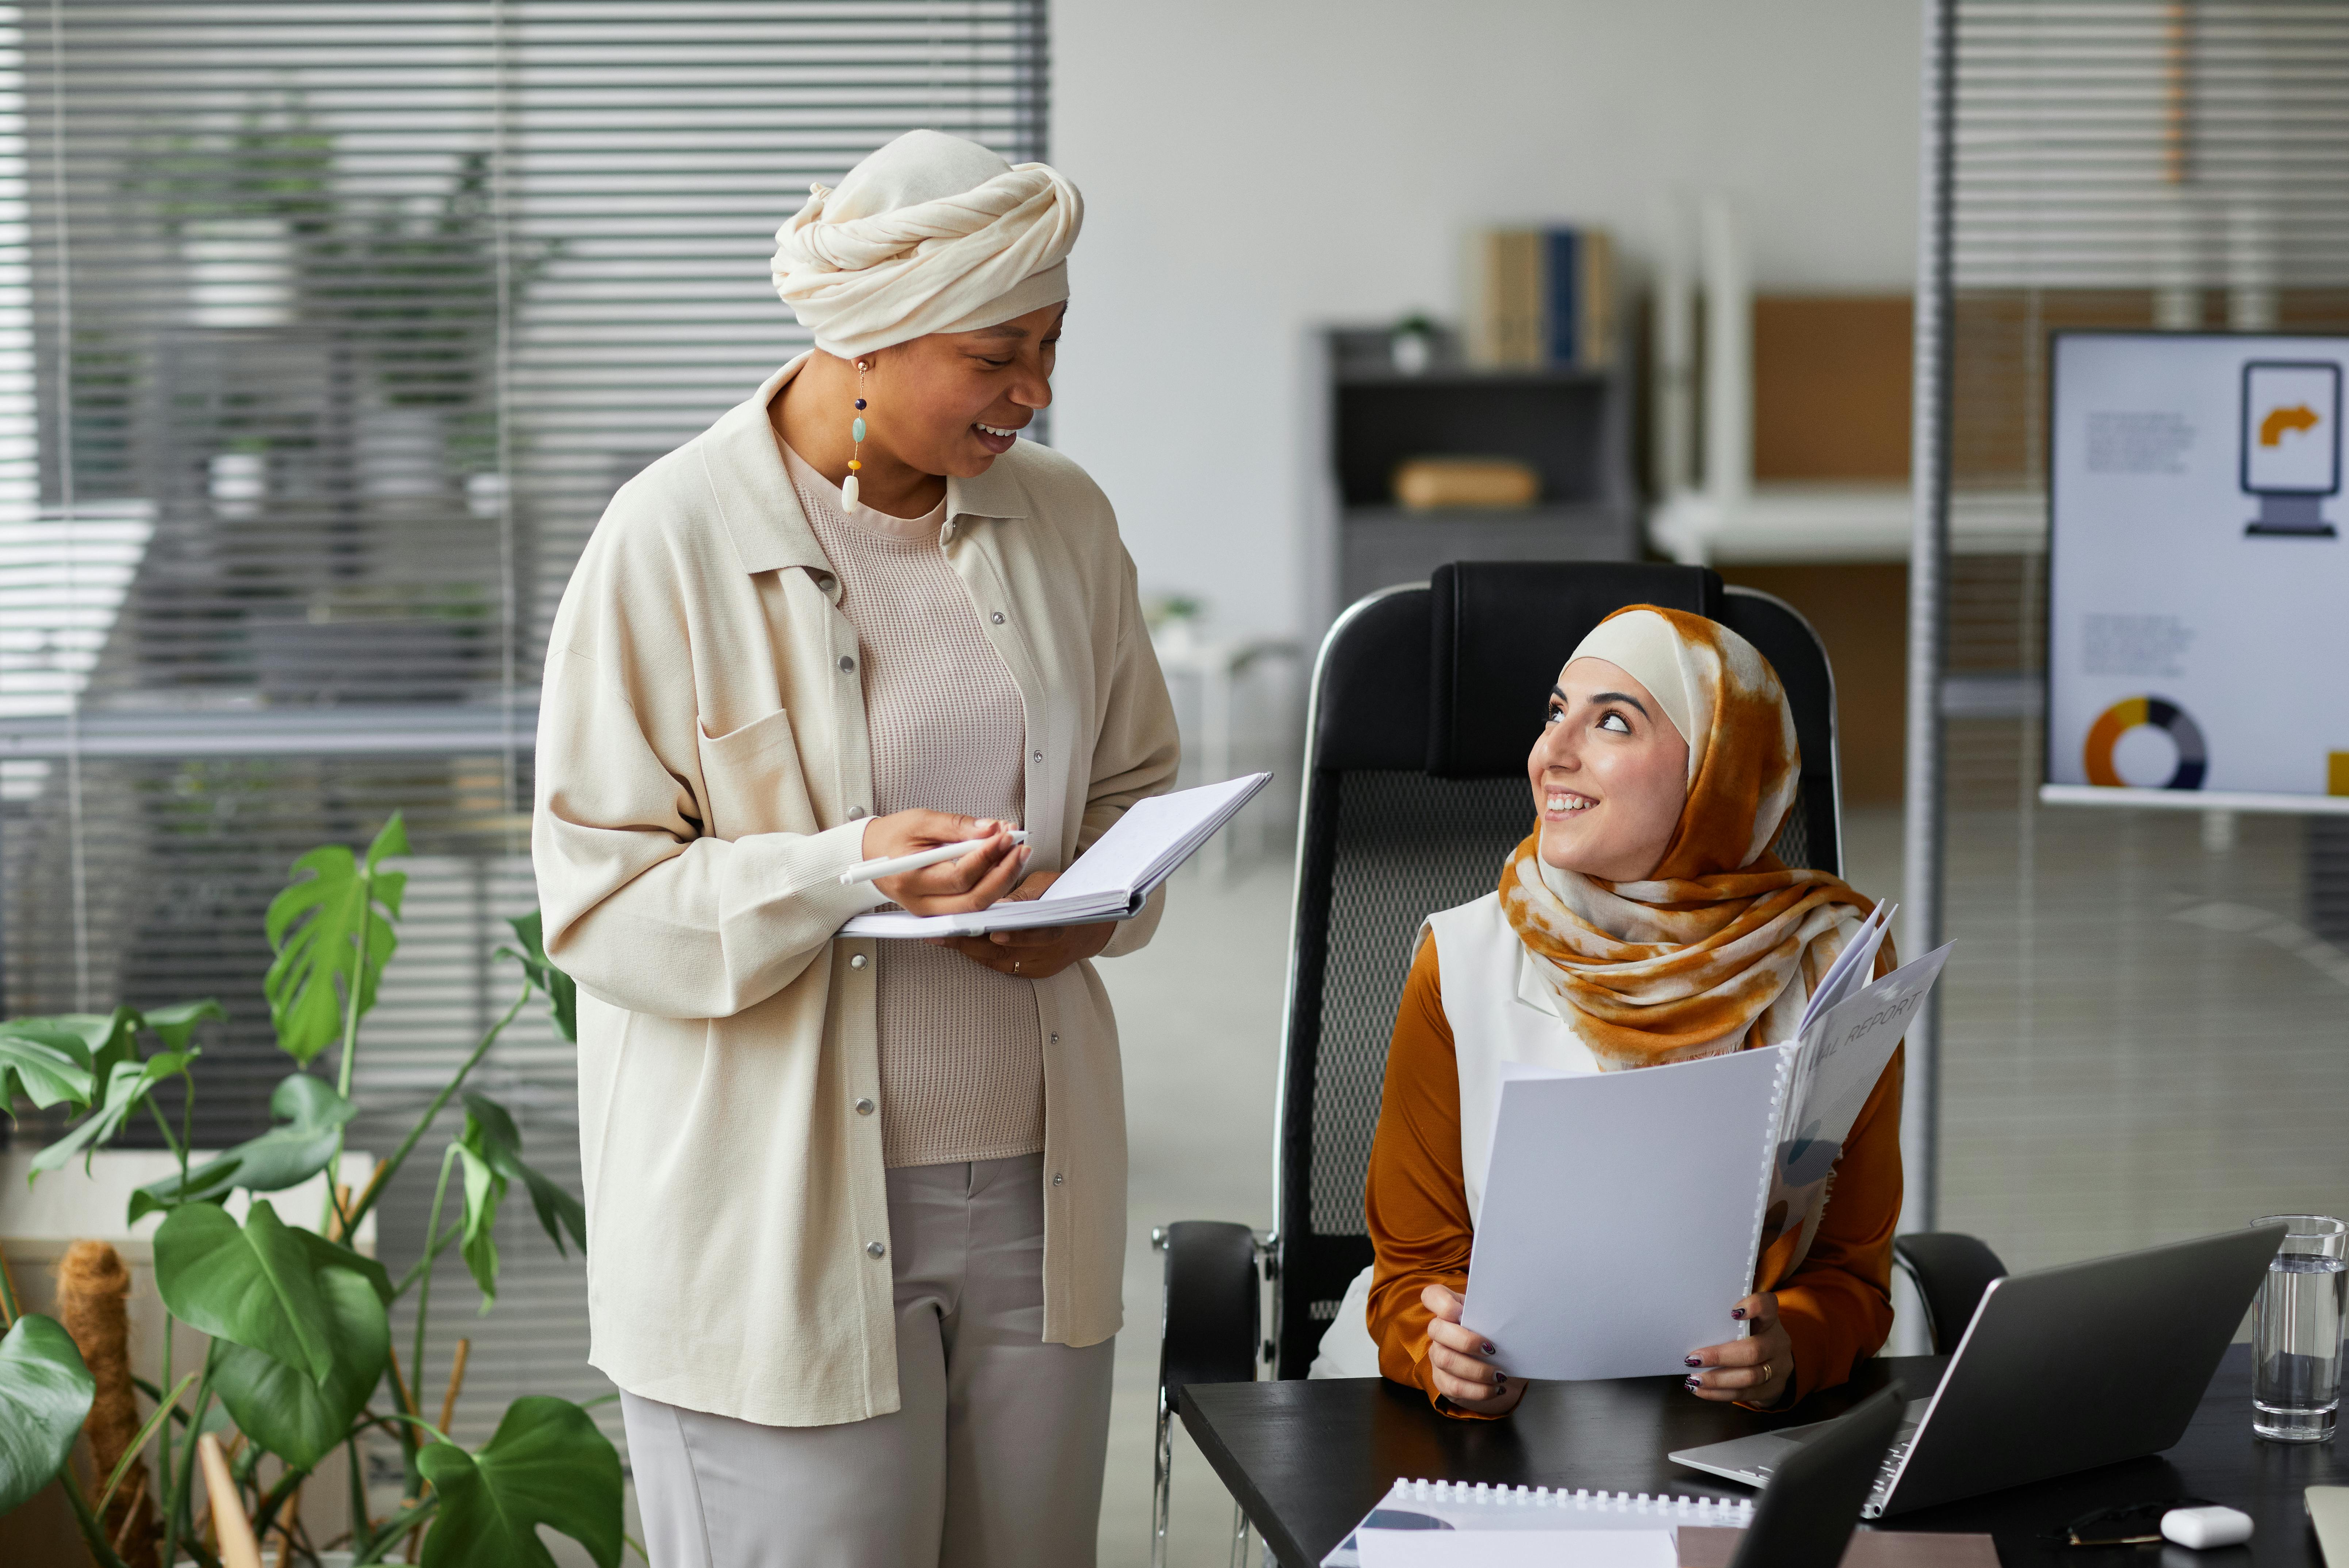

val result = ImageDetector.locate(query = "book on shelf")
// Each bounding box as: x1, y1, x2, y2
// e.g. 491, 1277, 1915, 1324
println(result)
1467, 225, 1617, 371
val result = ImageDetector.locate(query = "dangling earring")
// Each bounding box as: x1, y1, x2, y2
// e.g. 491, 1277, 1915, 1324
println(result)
843, 361, 869, 513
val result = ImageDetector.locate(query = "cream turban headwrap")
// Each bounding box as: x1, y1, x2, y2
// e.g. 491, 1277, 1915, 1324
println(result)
771, 129, 1082, 359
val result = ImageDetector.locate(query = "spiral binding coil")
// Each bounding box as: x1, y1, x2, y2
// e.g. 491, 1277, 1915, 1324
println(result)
1380, 1477, 1755, 1519
1736, 1045, 1799, 1333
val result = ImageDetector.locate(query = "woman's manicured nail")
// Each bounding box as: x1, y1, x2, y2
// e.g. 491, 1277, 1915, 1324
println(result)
1684, 1355, 1703, 1368
1685, 1376, 1703, 1391
1730, 1308, 1747, 1320
1482, 1342, 1497, 1356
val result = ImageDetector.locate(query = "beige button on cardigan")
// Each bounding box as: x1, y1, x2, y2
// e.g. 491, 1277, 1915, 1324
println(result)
533, 355, 1181, 1427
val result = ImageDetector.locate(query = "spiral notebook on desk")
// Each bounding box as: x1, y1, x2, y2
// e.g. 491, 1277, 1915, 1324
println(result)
1322, 1481, 1752, 1567
838, 771, 1271, 939
1459, 940, 1950, 1381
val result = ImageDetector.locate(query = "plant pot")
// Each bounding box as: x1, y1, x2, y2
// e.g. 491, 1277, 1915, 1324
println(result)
356, 407, 452, 502
183, 218, 296, 329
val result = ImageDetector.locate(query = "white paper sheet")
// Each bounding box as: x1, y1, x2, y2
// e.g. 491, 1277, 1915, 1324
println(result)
1785, 941, 1952, 1172
1461, 1043, 1794, 1380
1355, 1530, 1677, 1568
1798, 901, 1895, 1036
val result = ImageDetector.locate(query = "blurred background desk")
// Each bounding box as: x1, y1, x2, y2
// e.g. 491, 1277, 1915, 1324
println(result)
1181, 1345, 2336, 1568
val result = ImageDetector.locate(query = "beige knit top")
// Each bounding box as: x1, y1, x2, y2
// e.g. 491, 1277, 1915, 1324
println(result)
782, 444, 1045, 1168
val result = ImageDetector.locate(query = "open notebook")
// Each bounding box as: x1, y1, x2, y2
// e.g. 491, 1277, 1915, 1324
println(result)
839, 772, 1271, 939
1460, 936, 1950, 1380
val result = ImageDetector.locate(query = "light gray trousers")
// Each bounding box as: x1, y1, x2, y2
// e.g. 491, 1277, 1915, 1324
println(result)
621, 1153, 1116, 1568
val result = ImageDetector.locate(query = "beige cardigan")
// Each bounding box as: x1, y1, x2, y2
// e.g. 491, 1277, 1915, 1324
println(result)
533, 355, 1180, 1427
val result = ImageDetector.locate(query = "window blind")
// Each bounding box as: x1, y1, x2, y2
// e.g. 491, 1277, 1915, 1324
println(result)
2, 0, 1046, 1452
1928, 0, 2349, 1269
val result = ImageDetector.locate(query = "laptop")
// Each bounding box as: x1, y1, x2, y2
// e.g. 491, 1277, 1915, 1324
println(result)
1670, 1224, 2288, 1518
1723, 1383, 1908, 1566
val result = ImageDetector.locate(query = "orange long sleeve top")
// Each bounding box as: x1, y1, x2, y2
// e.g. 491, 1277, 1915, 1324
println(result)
1363, 932, 1904, 1417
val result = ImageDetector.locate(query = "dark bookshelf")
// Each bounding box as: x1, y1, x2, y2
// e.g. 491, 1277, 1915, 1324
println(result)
1321, 327, 1638, 608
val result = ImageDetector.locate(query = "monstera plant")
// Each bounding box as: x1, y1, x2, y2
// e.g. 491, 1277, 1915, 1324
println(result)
0, 814, 618, 1567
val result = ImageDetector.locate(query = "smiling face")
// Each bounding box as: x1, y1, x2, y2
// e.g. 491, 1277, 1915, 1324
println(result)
864, 301, 1064, 477
1528, 657, 1692, 882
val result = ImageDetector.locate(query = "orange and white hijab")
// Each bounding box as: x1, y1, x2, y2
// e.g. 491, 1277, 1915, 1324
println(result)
1498, 606, 1882, 1069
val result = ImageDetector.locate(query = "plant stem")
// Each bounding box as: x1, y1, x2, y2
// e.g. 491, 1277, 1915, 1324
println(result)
347, 1431, 373, 1559
325, 871, 375, 1232
343, 979, 529, 1241
249, 1457, 310, 1542
58, 1462, 135, 1568
162, 1368, 215, 1568
142, 1096, 185, 1162
157, 1309, 175, 1527
0, 1236, 21, 1325
392, 1217, 465, 1299
178, 1052, 197, 1188
409, 1142, 459, 1496
353, 1496, 437, 1565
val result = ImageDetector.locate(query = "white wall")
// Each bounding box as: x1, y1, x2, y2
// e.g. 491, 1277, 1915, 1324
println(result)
1050, 0, 1922, 639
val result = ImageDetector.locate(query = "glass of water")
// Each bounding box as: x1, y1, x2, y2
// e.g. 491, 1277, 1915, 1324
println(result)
2252, 1214, 2348, 1443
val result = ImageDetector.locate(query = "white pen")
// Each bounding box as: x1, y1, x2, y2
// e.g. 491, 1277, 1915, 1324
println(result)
838, 830, 1028, 886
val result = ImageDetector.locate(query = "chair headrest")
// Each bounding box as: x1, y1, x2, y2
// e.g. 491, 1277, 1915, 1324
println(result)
1425, 561, 1725, 778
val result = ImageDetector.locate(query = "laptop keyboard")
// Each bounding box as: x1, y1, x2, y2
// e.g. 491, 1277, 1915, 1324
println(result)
1867, 1433, 1917, 1506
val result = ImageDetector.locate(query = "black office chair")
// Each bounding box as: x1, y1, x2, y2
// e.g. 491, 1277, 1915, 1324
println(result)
1892, 1232, 2010, 1355
1149, 562, 1847, 1565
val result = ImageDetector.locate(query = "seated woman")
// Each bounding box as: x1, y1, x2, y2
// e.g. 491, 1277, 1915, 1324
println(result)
1308, 603, 1902, 1416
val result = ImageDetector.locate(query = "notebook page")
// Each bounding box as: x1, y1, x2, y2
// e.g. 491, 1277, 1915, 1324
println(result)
836, 773, 1269, 938
1041, 773, 1267, 903
1461, 1043, 1792, 1380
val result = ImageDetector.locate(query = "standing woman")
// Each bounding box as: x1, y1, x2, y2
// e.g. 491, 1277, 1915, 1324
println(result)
533, 131, 1179, 1567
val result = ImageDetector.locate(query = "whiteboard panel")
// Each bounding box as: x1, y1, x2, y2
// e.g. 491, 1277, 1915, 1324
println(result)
2047, 331, 2349, 806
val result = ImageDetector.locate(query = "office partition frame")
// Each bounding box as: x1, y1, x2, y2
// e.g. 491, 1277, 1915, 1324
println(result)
1902, 0, 1957, 1235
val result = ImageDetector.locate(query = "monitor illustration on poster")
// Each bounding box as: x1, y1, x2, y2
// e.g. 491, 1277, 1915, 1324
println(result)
2046, 332, 2349, 812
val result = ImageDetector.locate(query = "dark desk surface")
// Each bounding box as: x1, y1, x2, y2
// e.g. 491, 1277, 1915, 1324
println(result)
1180, 1344, 2349, 1567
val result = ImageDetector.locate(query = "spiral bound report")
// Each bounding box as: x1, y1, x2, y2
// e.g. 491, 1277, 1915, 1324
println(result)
1321, 1480, 1755, 1567
1460, 1040, 1798, 1380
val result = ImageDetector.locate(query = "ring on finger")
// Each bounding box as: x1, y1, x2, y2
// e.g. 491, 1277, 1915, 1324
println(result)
1759, 1361, 1773, 1384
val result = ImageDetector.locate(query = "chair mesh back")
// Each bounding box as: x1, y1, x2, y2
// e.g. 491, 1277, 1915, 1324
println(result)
1310, 773, 1531, 1235
1302, 774, 1825, 1248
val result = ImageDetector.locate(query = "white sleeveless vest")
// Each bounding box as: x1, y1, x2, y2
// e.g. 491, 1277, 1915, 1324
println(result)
1307, 892, 1602, 1378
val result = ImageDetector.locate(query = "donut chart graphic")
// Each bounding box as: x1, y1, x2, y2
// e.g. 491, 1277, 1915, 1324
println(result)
2083, 696, 2207, 789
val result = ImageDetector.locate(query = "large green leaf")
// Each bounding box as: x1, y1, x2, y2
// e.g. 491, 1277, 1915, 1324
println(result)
0, 1021, 94, 1116
1, 1002, 221, 1125
42, 1007, 145, 1086
452, 1094, 587, 1308
141, 998, 227, 1053
208, 1244, 390, 1470
416, 1396, 622, 1568
153, 1199, 389, 1388
455, 1141, 503, 1309
264, 814, 408, 1064
30, 1050, 198, 1176
129, 1072, 357, 1223
497, 912, 576, 1043
0, 1314, 95, 1515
